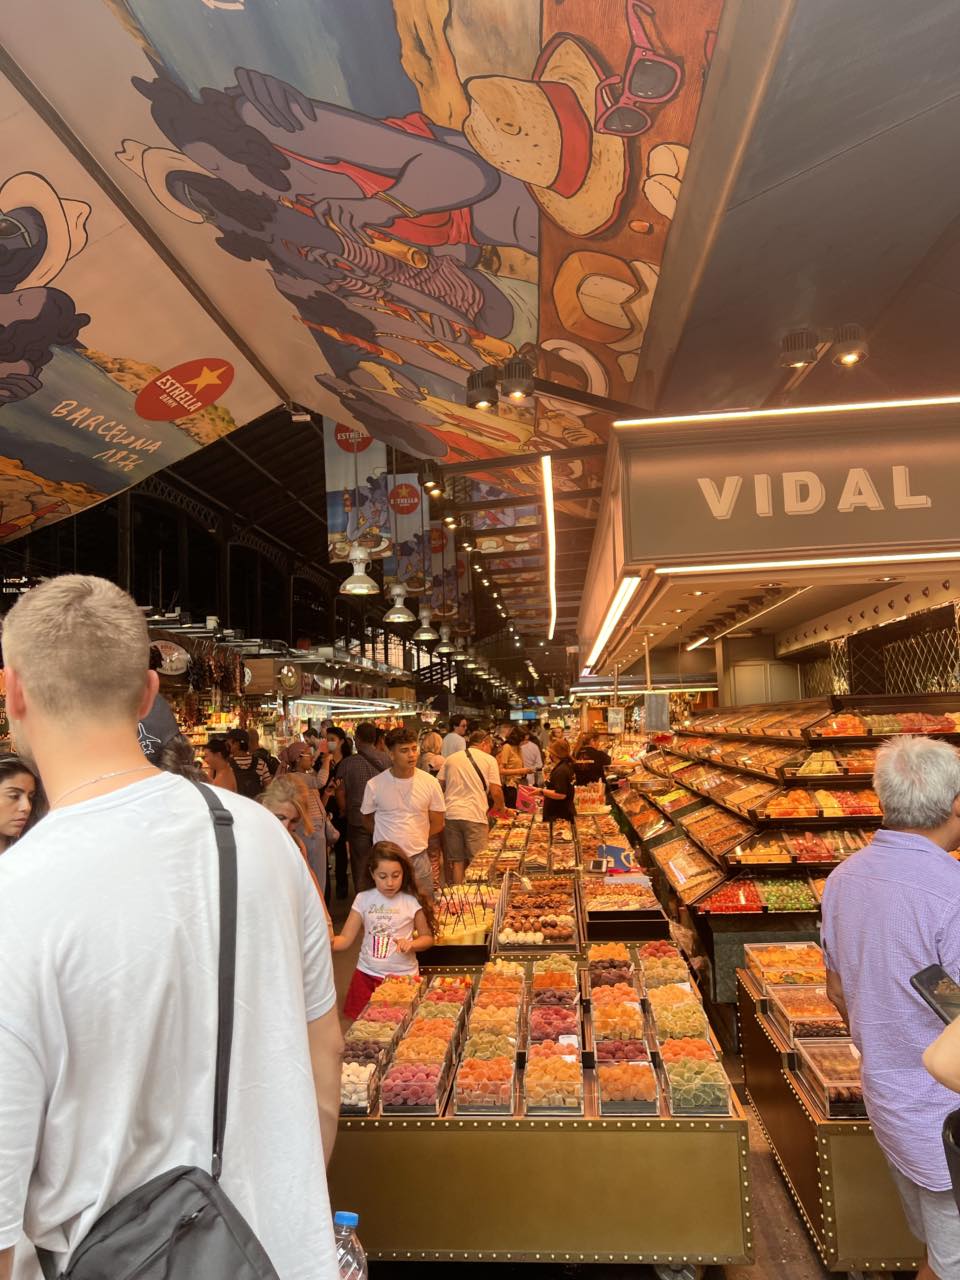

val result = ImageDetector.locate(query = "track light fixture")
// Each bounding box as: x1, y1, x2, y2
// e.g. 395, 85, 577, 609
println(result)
832, 323, 869, 368
501, 356, 535, 402
778, 329, 820, 369
466, 366, 499, 411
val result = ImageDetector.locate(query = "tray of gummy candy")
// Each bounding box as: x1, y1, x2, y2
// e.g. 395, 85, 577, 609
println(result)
339, 1059, 382, 1116
523, 1038, 585, 1115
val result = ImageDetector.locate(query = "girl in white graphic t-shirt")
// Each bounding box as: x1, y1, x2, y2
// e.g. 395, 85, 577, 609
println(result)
333, 842, 435, 1018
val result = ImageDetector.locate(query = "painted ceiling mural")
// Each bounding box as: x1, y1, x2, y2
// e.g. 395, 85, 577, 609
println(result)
0, 0, 723, 553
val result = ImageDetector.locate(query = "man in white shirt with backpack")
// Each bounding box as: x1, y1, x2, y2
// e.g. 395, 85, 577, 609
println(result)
438, 731, 504, 885
0, 576, 342, 1280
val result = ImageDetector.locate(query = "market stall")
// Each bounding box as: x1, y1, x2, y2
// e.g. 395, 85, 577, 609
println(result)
328, 957, 753, 1276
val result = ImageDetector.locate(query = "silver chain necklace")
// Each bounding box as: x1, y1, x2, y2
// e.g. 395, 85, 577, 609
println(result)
51, 765, 155, 809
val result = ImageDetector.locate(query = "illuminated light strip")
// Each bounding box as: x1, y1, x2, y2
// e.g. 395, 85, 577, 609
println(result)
569, 685, 719, 695
542, 454, 557, 641
658, 549, 960, 576
614, 393, 960, 430
685, 586, 813, 651
586, 576, 642, 668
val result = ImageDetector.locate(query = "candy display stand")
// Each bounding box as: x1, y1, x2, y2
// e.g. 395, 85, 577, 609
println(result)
737, 967, 921, 1276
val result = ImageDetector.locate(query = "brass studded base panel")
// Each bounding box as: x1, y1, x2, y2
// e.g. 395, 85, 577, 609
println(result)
737, 970, 922, 1274
329, 1109, 753, 1265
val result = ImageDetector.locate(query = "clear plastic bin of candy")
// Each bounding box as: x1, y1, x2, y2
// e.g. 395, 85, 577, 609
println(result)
694, 876, 764, 914
368, 976, 421, 1006
756, 876, 818, 912
591, 981, 641, 1010
551, 819, 574, 842
345, 1018, 401, 1049
479, 959, 525, 993
425, 975, 474, 1006
664, 1059, 731, 1115
744, 942, 825, 989
767, 985, 847, 1043
513, 811, 534, 827
342, 1038, 385, 1068
393, 1032, 453, 1065
340, 1061, 379, 1115
591, 1001, 646, 1043
466, 853, 497, 882
475, 987, 523, 1011
415, 999, 464, 1021
523, 846, 550, 871
529, 1004, 580, 1043
786, 828, 869, 862
530, 984, 578, 1009
469, 1003, 521, 1038
527, 823, 550, 845
589, 964, 636, 989
380, 1062, 446, 1114
533, 953, 579, 978
462, 1030, 517, 1060
524, 1055, 584, 1115
658, 1037, 718, 1065
648, 986, 708, 1041
505, 828, 529, 851
794, 1038, 865, 1117
595, 1037, 650, 1063
550, 844, 579, 872
637, 941, 688, 988
355, 1003, 409, 1029
453, 1055, 515, 1115
528, 1037, 579, 1060
582, 878, 659, 913
597, 1061, 659, 1115
589, 942, 631, 968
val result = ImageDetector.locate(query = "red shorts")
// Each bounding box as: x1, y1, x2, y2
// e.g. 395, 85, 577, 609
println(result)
344, 968, 384, 1020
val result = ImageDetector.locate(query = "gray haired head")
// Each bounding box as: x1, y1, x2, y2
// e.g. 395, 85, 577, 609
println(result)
873, 735, 960, 831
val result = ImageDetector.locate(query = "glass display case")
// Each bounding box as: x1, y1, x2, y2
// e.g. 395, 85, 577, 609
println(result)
794, 1038, 866, 1118
744, 942, 826, 990
453, 1055, 516, 1115
597, 1060, 659, 1115
766, 985, 847, 1044
524, 1053, 584, 1115
664, 1059, 731, 1116
340, 1061, 380, 1115
380, 1061, 449, 1115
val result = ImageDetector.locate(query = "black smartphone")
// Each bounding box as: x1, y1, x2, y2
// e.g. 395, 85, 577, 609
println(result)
911, 964, 960, 1024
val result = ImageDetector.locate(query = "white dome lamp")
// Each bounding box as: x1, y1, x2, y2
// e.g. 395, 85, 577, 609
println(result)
434, 624, 457, 657
463, 648, 480, 671
383, 583, 416, 624
340, 544, 379, 596
413, 606, 440, 643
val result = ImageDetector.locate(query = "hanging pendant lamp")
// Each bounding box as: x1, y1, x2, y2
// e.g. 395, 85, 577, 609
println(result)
383, 584, 416, 623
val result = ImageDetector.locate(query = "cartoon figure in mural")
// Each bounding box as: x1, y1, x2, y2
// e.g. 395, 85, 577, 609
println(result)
119, 23, 629, 456
391, 528, 430, 593
0, 173, 92, 406
338, 474, 391, 557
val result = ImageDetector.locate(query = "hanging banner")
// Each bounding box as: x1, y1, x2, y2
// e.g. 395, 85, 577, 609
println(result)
382, 472, 427, 588
324, 419, 392, 564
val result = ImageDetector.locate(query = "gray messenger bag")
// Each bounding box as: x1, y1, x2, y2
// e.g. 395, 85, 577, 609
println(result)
37, 783, 281, 1280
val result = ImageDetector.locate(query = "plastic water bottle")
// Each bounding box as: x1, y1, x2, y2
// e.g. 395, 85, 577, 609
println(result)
334, 1211, 367, 1279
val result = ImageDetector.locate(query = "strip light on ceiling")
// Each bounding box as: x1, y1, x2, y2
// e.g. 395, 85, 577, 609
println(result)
659, 550, 960, 577
586, 576, 642, 668
614, 393, 960, 430
542, 453, 557, 641
685, 586, 813, 651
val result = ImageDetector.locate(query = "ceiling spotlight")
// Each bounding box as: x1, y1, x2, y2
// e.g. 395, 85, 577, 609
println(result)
466, 367, 498, 411
832, 323, 869, 368
462, 539, 474, 551
383, 583, 416, 623
463, 649, 479, 670
434, 624, 456, 656
778, 329, 820, 369
413, 606, 439, 643
340, 545, 379, 596
443, 514, 457, 529
422, 462, 442, 493
501, 356, 534, 402
482, 578, 490, 586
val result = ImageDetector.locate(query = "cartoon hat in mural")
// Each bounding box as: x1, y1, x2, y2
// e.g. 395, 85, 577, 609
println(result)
464, 35, 627, 238
0, 173, 91, 288
115, 139, 211, 222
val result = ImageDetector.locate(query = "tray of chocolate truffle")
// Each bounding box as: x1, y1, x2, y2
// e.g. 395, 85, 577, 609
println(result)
494, 873, 584, 953
765, 984, 847, 1045
793, 1038, 866, 1118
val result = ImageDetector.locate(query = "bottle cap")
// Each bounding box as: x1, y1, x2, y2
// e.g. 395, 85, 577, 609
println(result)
334, 1211, 360, 1228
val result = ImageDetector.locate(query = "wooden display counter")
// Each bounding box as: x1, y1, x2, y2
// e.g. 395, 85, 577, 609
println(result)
329, 1097, 752, 1275
737, 969, 921, 1275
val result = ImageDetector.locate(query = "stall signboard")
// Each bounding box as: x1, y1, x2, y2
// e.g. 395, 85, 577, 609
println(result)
618, 401, 960, 568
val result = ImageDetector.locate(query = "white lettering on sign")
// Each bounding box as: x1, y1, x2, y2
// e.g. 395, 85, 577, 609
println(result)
696, 475, 742, 520
783, 471, 825, 515
838, 468, 883, 512
696, 466, 932, 519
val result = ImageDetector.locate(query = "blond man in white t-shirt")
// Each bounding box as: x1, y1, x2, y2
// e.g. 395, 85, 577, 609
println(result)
0, 576, 342, 1280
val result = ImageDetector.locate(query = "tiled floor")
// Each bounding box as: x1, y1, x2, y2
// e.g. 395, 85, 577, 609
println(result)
328, 891, 906, 1278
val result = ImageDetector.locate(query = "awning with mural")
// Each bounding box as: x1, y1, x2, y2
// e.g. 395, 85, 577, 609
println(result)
0, 0, 722, 606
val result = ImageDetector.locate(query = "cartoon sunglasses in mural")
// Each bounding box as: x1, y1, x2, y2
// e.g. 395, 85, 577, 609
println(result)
595, 1, 684, 137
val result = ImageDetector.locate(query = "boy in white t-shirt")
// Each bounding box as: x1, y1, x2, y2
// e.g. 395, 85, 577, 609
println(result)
332, 842, 435, 1018
360, 728, 445, 895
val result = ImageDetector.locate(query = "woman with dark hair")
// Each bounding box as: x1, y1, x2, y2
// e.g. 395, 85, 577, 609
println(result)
497, 727, 526, 810
540, 739, 577, 826
203, 737, 236, 792
0, 754, 42, 852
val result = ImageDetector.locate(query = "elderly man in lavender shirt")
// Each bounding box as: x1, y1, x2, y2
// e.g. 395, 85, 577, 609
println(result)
822, 736, 960, 1280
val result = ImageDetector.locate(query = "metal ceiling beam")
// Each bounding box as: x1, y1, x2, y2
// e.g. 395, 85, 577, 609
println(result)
439, 445, 606, 477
